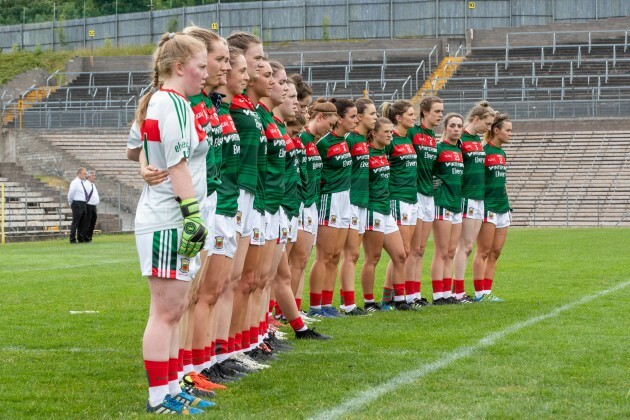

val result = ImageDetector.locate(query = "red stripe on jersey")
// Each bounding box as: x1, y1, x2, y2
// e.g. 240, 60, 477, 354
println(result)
461, 141, 484, 153
306, 142, 320, 157
369, 155, 389, 169
219, 114, 237, 135
141, 119, 161, 142
438, 150, 463, 163
230, 94, 255, 111
412, 133, 436, 148
191, 102, 211, 127
293, 137, 305, 150
351, 142, 369, 156
327, 141, 350, 158
195, 122, 206, 142
391, 143, 416, 157
208, 106, 220, 126
285, 137, 296, 152
485, 154, 506, 166
265, 123, 283, 141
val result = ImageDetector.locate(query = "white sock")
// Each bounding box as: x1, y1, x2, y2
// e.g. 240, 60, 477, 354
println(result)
344, 303, 356, 311
148, 385, 170, 407
182, 364, 194, 376
433, 292, 443, 300
168, 379, 181, 397
216, 353, 229, 363
406, 295, 414, 303
310, 305, 322, 310
443, 290, 452, 299
415, 292, 421, 300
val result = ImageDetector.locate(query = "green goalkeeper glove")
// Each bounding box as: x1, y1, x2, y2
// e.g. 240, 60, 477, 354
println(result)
177, 198, 207, 258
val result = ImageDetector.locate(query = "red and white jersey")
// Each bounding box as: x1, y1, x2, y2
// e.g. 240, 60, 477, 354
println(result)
133, 89, 209, 235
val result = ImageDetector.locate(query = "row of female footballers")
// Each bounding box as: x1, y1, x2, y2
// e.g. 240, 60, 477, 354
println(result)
125, 26, 513, 414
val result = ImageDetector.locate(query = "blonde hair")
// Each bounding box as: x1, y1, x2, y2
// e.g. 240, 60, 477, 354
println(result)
268, 60, 285, 77
182, 26, 225, 52
309, 98, 337, 119
135, 32, 206, 126
367, 117, 393, 144
380, 100, 412, 124
466, 100, 495, 123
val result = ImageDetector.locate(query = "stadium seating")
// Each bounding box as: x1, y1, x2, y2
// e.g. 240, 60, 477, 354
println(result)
0, 162, 73, 236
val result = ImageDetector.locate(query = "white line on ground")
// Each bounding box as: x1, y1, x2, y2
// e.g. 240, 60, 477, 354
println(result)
69, 311, 100, 314
3, 259, 138, 274
310, 280, 630, 420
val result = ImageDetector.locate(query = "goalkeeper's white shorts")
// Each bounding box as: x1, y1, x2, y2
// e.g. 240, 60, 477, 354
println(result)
136, 227, 201, 281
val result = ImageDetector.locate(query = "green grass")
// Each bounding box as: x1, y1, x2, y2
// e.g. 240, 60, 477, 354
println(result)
1, 229, 629, 418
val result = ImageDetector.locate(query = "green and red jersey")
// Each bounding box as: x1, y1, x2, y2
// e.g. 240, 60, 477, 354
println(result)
367, 145, 391, 215
278, 121, 301, 218
434, 141, 464, 213
385, 130, 418, 204
408, 124, 438, 196
205, 94, 223, 193
231, 94, 265, 196
483, 143, 510, 213
215, 100, 241, 217
189, 93, 219, 195
294, 135, 308, 205
344, 130, 370, 208
256, 104, 285, 213
299, 129, 322, 206
460, 130, 486, 200
316, 131, 352, 195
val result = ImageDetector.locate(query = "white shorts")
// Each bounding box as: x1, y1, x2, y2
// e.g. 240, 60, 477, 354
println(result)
416, 193, 435, 223
484, 210, 511, 229
288, 214, 299, 243
249, 209, 265, 246
365, 210, 398, 235
272, 209, 291, 245
201, 192, 217, 252
136, 228, 201, 281
299, 202, 318, 236
349, 205, 367, 234
462, 198, 484, 220
236, 189, 255, 237
211, 214, 238, 258
390, 199, 418, 226
434, 206, 463, 224
265, 210, 281, 242
318, 190, 351, 229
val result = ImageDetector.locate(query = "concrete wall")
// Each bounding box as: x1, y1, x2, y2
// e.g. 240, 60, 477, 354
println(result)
2, 0, 630, 52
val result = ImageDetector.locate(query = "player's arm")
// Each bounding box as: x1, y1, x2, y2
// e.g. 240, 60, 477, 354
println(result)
139, 148, 169, 186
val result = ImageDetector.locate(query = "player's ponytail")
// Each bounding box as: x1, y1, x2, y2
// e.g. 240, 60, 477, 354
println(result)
484, 112, 511, 143
466, 100, 495, 123
380, 99, 412, 125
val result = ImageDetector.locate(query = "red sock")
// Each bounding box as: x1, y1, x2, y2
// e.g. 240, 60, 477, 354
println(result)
241, 330, 249, 349
309, 292, 322, 307
178, 349, 185, 371
432, 279, 443, 293
405, 281, 415, 295
342, 290, 355, 306
168, 358, 178, 383
144, 360, 169, 388
363, 293, 374, 302
415, 281, 421, 294
275, 302, 283, 316
250, 326, 259, 344
442, 278, 453, 293
227, 337, 235, 354
322, 290, 334, 305
474, 279, 484, 292
454, 279, 465, 295
182, 349, 192, 369
393, 283, 405, 301
215, 339, 228, 356
192, 349, 205, 367
295, 298, 302, 310
289, 316, 305, 332
206, 345, 213, 362
485, 278, 493, 291
268, 299, 276, 313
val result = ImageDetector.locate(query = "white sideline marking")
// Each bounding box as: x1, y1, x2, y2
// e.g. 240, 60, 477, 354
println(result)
69, 310, 100, 314
5, 258, 137, 274
311, 280, 630, 420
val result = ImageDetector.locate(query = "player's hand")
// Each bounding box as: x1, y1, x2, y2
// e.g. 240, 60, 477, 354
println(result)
178, 198, 207, 257
140, 165, 169, 186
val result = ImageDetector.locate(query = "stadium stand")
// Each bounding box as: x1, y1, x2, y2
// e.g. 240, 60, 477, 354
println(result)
0, 162, 72, 236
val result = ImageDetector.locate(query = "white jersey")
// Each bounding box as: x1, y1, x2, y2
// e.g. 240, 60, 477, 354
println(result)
133, 89, 209, 235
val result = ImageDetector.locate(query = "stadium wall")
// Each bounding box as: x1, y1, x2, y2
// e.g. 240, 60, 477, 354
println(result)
1, 0, 630, 52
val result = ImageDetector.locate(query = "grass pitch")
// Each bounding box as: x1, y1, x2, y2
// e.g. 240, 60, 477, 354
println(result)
1, 229, 629, 418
